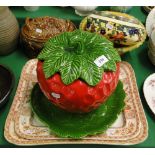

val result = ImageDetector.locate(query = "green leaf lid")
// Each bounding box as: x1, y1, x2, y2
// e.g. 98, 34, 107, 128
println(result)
38, 30, 121, 86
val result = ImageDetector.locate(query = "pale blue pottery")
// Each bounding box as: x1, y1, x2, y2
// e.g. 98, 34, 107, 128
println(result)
110, 6, 132, 13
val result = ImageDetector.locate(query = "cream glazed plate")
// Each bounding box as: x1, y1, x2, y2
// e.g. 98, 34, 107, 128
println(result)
4, 59, 148, 146
143, 73, 155, 114
146, 7, 155, 37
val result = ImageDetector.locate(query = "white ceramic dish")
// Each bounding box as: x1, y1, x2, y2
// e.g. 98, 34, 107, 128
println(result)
24, 6, 40, 12
73, 6, 98, 16
146, 7, 155, 37
143, 73, 155, 114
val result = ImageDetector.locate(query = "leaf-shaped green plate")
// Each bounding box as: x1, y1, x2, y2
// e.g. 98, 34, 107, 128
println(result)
30, 81, 125, 138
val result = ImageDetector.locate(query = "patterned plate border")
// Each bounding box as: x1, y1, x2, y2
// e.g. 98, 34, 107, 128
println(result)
4, 59, 148, 145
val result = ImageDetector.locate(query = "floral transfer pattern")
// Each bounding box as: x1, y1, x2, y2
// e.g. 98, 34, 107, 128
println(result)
148, 79, 155, 88
143, 74, 155, 115
4, 59, 148, 145
84, 14, 145, 46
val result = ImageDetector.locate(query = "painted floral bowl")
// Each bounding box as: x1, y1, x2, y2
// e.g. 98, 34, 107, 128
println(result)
80, 11, 147, 54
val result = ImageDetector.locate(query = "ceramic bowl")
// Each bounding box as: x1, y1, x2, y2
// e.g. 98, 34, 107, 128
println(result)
110, 6, 132, 13
80, 11, 146, 54
143, 6, 155, 13
146, 7, 155, 37
24, 6, 40, 12
73, 6, 98, 16
143, 73, 155, 114
20, 16, 76, 58
148, 39, 155, 65
0, 65, 14, 108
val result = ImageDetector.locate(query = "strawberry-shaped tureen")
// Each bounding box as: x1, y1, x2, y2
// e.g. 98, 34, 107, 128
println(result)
37, 30, 121, 113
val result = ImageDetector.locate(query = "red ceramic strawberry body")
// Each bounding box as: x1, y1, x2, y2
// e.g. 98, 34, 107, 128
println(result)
37, 61, 120, 113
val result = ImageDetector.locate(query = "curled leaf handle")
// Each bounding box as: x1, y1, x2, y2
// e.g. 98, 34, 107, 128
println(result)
69, 36, 85, 54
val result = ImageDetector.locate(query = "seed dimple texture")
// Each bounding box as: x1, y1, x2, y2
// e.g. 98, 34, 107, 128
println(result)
37, 61, 120, 113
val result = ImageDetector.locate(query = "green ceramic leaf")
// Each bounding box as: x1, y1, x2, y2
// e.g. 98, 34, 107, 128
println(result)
30, 81, 125, 138
38, 30, 121, 86
38, 40, 64, 60
81, 56, 104, 86
43, 53, 64, 78
103, 59, 116, 71
60, 55, 82, 85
